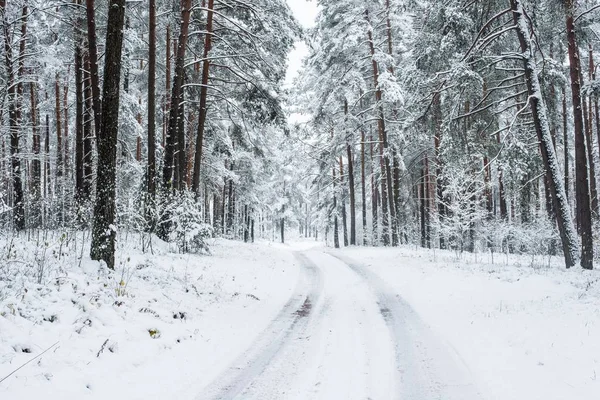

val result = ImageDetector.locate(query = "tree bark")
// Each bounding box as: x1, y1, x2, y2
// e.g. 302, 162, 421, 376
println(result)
563, 0, 593, 268
365, 9, 396, 245
347, 143, 357, 245
85, 0, 102, 136
164, 25, 171, 147
30, 82, 41, 207
55, 75, 63, 180
361, 127, 367, 245
90, 0, 127, 270
333, 160, 339, 249
340, 157, 349, 247
83, 53, 93, 200
510, 0, 580, 268
370, 130, 378, 244
344, 100, 356, 245
587, 46, 599, 215
147, 0, 157, 215
2, 2, 26, 230
192, 0, 215, 194
433, 92, 447, 247
75, 30, 85, 203
163, 0, 192, 191
563, 86, 570, 199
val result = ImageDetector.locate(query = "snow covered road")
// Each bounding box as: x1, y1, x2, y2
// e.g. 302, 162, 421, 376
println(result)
199, 249, 482, 400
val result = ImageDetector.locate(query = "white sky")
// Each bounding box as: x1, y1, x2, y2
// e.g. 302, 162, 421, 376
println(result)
284, 0, 319, 86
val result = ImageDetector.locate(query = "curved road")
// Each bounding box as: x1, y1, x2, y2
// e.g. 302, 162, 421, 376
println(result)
198, 250, 482, 400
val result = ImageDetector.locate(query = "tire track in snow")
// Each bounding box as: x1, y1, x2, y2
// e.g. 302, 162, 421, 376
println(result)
198, 252, 324, 400
329, 252, 483, 400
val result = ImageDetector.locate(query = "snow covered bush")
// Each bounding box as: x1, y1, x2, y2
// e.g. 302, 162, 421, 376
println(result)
434, 164, 487, 254
167, 191, 213, 254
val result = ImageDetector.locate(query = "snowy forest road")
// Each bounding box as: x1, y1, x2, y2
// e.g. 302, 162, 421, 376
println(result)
198, 250, 482, 400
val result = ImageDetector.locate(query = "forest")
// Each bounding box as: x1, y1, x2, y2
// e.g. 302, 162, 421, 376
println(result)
1, 0, 599, 270
2, 1, 600, 399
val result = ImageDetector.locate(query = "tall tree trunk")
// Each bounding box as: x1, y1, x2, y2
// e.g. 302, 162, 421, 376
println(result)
384, 0, 402, 245
563, 0, 593, 269
176, 89, 186, 190
347, 143, 357, 245
582, 91, 599, 215
90, 0, 127, 270
75, 28, 85, 203
30, 82, 41, 210
434, 92, 447, 247
192, 0, 215, 193
511, 0, 580, 268
147, 0, 157, 218
333, 160, 339, 249
163, 0, 192, 191
588, 46, 599, 215
365, 9, 396, 245
370, 130, 378, 244
164, 25, 171, 147
85, 0, 102, 136
344, 100, 356, 245
563, 86, 570, 199
340, 157, 349, 247
55, 75, 63, 180
361, 127, 367, 245
63, 70, 70, 177
45, 113, 51, 199
83, 53, 93, 200
2, 2, 26, 230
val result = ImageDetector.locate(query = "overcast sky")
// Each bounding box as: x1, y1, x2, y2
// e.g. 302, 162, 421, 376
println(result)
284, 0, 319, 86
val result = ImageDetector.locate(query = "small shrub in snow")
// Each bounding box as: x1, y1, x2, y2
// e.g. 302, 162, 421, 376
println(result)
165, 191, 213, 254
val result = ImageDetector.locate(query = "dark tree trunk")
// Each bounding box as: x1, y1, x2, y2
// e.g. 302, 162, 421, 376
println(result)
587, 47, 599, 215
55, 75, 63, 180
176, 89, 186, 190
340, 157, 349, 247
563, 0, 593, 269
361, 128, 367, 245
433, 92, 447, 248
582, 88, 599, 216
333, 161, 339, 249
164, 0, 192, 192
90, 0, 127, 270
86, 0, 102, 136
75, 34, 85, 203
370, 130, 378, 244
83, 54, 93, 200
563, 86, 570, 198
45, 113, 51, 199
510, 0, 580, 268
30, 81, 41, 214
2, 2, 26, 230
499, 169, 508, 220
347, 143, 356, 245
192, 0, 215, 194
63, 71, 70, 177
366, 10, 396, 246
147, 0, 157, 206
164, 25, 171, 147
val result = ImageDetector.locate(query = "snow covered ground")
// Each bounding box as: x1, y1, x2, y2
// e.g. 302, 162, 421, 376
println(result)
0, 234, 300, 399
330, 244, 600, 400
1, 234, 599, 399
